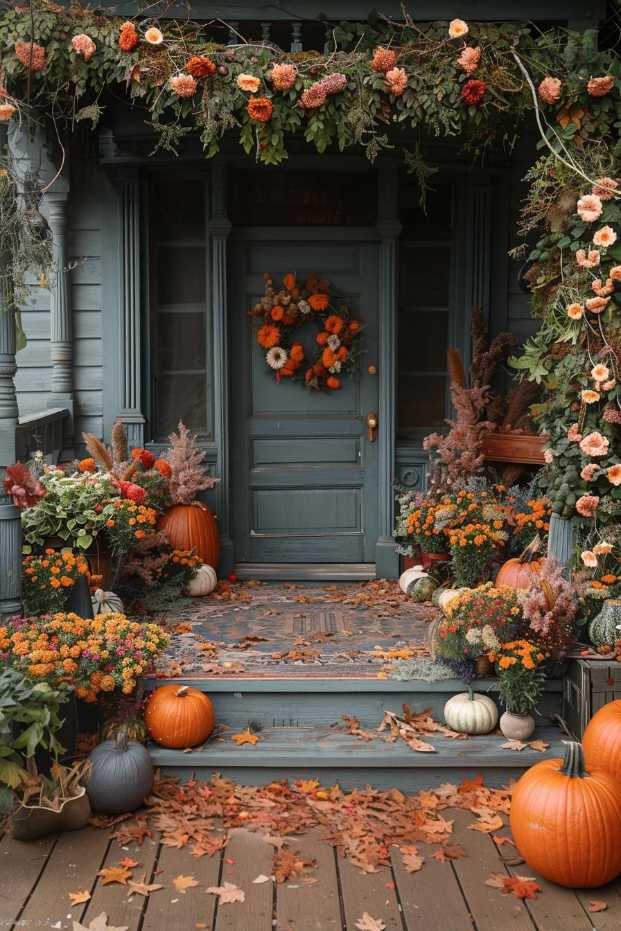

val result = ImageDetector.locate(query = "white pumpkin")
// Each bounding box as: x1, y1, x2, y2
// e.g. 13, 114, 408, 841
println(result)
187, 563, 217, 597
399, 565, 427, 594
91, 589, 124, 616
444, 691, 498, 735
438, 587, 469, 616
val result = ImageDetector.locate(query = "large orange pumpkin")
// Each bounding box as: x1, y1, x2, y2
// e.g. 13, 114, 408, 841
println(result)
510, 741, 621, 888
158, 502, 220, 568
145, 685, 215, 749
583, 700, 621, 784
496, 535, 544, 590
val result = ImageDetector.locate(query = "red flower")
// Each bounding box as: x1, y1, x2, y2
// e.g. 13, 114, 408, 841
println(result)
461, 79, 486, 106
119, 481, 146, 504
130, 447, 156, 470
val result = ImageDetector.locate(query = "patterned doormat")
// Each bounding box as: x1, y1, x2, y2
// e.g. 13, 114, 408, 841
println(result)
154, 580, 442, 680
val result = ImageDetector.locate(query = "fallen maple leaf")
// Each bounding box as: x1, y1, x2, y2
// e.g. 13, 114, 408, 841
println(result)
459, 773, 484, 794
232, 729, 259, 746
118, 857, 139, 869
432, 844, 466, 862
500, 740, 528, 752
399, 844, 424, 873
72, 914, 128, 931
485, 873, 541, 900
528, 739, 549, 752
68, 890, 91, 906
493, 836, 516, 848
469, 814, 504, 834
273, 847, 315, 883
588, 900, 608, 913
294, 779, 320, 793
206, 882, 245, 904
173, 875, 200, 893
355, 914, 386, 931
127, 874, 164, 898
97, 867, 132, 886
252, 874, 272, 884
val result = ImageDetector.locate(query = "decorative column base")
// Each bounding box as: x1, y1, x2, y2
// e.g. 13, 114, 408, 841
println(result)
548, 513, 577, 573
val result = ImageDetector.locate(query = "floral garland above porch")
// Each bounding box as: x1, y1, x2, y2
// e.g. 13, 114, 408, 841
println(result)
250, 273, 362, 390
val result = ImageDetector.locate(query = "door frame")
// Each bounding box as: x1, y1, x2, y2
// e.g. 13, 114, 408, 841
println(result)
223, 155, 401, 579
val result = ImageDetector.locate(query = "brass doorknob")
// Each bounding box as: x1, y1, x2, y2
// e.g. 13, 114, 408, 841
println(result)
367, 411, 378, 442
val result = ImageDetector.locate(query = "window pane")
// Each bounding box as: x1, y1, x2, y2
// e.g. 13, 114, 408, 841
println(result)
156, 374, 206, 437
155, 246, 206, 305
398, 310, 448, 373
150, 177, 205, 241
398, 375, 447, 433
157, 313, 205, 371
400, 245, 450, 306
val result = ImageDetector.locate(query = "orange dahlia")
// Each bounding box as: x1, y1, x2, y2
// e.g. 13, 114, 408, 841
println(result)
348, 319, 361, 334
79, 458, 97, 473
257, 324, 281, 348
186, 55, 216, 78
290, 343, 305, 363
271, 305, 285, 321
316, 331, 329, 346
271, 63, 297, 91
308, 293, 329, 311
324, 314, 344, 334
326, 376, 342, 390
322, 347, 337, 368
247, 96, 273, 122
119, 21, 139, 52
371, 47, 397, 73
154, 459, 172, 478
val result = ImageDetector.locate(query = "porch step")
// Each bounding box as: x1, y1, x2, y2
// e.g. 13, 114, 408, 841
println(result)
149, 723, 565, 791
143, 675, 563, 729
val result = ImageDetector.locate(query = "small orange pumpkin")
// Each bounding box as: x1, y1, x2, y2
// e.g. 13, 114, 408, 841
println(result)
583, 700, 621, 784
495, 535, 544, 590
145, 685, 215, 749
510, 741, 621, 888
158, 502, 220, 569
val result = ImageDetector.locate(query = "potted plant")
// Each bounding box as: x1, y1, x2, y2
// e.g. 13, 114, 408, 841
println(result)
0, 666, 90, 839
21, 550, 91, 616
493, 640, 546, 740
158, 422, 220, 568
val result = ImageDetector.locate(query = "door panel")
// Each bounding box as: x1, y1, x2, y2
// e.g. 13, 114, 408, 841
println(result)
231, 238, 379, 564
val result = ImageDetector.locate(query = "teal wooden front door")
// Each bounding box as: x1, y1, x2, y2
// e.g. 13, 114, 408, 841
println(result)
231, 237, 380, 565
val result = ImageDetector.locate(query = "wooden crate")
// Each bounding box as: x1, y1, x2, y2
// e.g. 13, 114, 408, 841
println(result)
563, 658, 621, 738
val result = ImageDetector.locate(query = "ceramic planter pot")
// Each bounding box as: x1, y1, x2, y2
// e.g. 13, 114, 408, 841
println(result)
475, 655, 493, 677
499, 711, 535, 741
10, 786, 91, 841
420, 551, 449, 570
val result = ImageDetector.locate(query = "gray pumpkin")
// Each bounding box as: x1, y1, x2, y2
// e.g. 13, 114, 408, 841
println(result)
87, 729, 154, 814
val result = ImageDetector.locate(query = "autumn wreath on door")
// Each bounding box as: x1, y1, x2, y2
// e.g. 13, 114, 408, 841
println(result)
249, 272, 363, 390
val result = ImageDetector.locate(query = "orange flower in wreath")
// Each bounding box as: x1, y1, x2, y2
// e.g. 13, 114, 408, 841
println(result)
314, 362, 326, 376
316, 331, 329, 346
283, 272, 296, 291
325, 314, 344, 334
322, 347, 337, 368
257, 324, 281, 348
308, 293, 329, 311
247, 96, 273, 122
326, 376, 342, 390
305, 367, 315, 382
337, 346, 349, 362
271, 305, 285, 321
348, 319, 361, 334
290, 343, 305, 363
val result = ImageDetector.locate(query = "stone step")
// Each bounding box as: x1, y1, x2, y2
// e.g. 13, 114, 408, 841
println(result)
143, 675, 563, 729
149, 723, 565, 792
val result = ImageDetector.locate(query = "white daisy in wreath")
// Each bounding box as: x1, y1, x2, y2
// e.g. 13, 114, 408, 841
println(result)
298, 299, 311, 315
327, 334, 341, 350
266, 346, 288, 370
329, 361, 342, 374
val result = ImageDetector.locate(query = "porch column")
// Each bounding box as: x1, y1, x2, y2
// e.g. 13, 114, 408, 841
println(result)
113, 167, 145, 447
209, 162, 234, 574
375, 161, 402, 579
0, 302, 21, 618
46, 188, 75, 453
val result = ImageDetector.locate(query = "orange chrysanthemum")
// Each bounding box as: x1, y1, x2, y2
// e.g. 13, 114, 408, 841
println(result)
271, 305, 285, 321
257, 324, 281, 349
154, 458, 172, 478
316, 331, 329, 346
348, 319, 361, 333
15, 41, 46, 72
290, 343, 305, 363
371, 47, 397, 73
326, 375, 342, 390
283, 272, 296, 290
271, 63, 297, 91
119, 22, 139, 52
79, 458, 97, 473
186, 55, 216, 78
322, 347, 337, 368
308, 293, 329, 311
247, 96, 273, 122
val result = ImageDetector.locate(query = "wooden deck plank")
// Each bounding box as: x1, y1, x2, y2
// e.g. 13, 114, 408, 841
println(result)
0, 832, 56, 928
449, 810, 534, 931
276, 827, 341, 931
81, 831, 160, 931
16, 827, 109, 930
391, 841, 474, 930
506, 863, 602, 931
575, 882, 621, 930
214, 828, 273, 931
338, 850, 402, 931
142, 837, 222, 931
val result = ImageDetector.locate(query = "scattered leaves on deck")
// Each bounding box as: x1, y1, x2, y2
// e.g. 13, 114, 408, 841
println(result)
68, 890, 91, 906
96, 866, 132, 886
72, 914, 128, 931
206, 882, 246, 904
501, 739, 550, 752
355, 914, 386, 931
588, 900, 608, 912
232, 728, 260, 745
273, 847, 316, 883
172, 874, 200, 893
485, 874, 542, 899
127, 874, 164, 897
